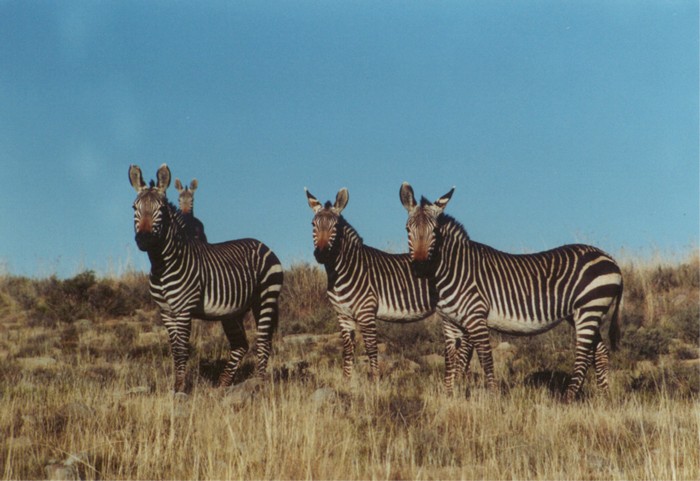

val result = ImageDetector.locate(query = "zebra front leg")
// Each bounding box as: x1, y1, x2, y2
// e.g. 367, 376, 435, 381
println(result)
466, 316, 497, 392
338, 316, 357, 378
162, 313, 192, 393
218, 316, 249, 387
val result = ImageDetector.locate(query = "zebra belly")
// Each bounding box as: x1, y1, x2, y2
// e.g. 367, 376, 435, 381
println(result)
485, 310, 563, 335
376, 303, 432, 323
200, 295, 248, 318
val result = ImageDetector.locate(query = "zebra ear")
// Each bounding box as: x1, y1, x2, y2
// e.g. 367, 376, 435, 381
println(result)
305, 188, 323, 213
333, 188, 349, 214
174, 178, 184, 193
129, 165, 147, 192
434, 187, 455, 211
190, 179, 198, 192
400, 182, 417, 212
156, 164, 171, 194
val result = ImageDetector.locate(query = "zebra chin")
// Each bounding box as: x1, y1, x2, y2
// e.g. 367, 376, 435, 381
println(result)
135, 232, 160, 252
313, 247, 334, 264
411, 259, 437, 278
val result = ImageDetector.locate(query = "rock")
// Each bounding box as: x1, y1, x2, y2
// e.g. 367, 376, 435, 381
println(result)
128, 386, 151, 395
173, 392, 189, 402
58, 402, 95, 420
224, 378, 265, 407
6, 436, 32, 450
138, 331, 162, 344
310, 387, 337, 404
399, 359, 421, 373
73, 319, 92, 331
420, 354, 444, 368
495, 341, 516, 352
17, 357, 57, 370
44, 464, 79, 481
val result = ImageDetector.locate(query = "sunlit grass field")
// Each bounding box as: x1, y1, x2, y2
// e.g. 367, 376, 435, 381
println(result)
1, 253, 698, 479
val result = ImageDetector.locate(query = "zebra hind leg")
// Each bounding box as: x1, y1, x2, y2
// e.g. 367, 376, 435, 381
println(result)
357, 313, 379, 380
252, 293, 281, 377
564, 317, 601, 402
466, 317, 497, 392
442, 322, 462, 394
455, 335, 474, 379
593, 340, 610, 392
218, 316, 249, 387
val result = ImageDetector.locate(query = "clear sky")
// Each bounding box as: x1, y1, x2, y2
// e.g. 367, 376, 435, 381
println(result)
1, 1, 698, 278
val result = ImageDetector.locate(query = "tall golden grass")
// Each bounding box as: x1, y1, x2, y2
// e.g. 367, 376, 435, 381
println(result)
0, 252, 698, 479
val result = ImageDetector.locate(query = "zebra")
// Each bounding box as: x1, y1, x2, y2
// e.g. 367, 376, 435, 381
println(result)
305, 187, 468, 380
399, 182, 623, 402
174, 177, 207, 242
129, 164, 283, 392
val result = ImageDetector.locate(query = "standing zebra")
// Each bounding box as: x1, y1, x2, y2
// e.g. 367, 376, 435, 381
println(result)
129, 164, 283, 392
306, 188, 463, 379
174, 178, 207, 242
399, 183, 623, 402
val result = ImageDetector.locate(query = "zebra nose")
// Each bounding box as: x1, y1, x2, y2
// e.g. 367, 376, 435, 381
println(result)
412, 244, 429, 262
137, 217, 153, 234
315, 232, 330, 251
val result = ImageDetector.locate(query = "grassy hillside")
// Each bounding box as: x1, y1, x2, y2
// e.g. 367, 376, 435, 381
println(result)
0, 253, 698, 479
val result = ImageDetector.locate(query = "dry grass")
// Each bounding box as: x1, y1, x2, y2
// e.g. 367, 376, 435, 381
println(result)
0, 252, 698, 480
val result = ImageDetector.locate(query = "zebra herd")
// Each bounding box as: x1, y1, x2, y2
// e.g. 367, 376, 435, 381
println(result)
130, 164, 623, 402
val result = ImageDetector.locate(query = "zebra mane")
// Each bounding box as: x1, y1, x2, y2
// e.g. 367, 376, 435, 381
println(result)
164, 199, 192, 238
438, 213, 470, 241
337, 215, 364, 246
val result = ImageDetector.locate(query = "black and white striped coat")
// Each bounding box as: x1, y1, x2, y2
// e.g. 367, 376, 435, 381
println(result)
401, 183, 623, 401
130, 164, 283, 392
306, 188, 445, 379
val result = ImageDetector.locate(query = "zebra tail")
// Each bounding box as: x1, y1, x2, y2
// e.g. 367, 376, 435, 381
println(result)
258, 253, 284, 336
608, 280, 623, 351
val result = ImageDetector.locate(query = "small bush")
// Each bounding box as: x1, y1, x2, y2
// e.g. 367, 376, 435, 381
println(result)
669, 303, 700, 345
622, 326, 673, 361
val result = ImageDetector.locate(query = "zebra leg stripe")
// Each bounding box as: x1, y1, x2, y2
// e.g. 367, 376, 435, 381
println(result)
253, 264, 283, 376
338, 316, 356, 378
594, 341, 610, 391
162, 314, 192, 393
218, 316, 249, 387
442, 319, 466, 393
564, 309, 603, 402
455, 335, 474, 379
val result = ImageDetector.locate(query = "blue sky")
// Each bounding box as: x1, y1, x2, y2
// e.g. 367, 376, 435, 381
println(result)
1, 1, 697, 278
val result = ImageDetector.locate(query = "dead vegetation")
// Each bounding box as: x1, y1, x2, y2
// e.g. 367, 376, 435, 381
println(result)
0, 251, 698, 479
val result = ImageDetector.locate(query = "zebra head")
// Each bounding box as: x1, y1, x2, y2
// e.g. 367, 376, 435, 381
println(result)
129, 164, 172, 252
174, 178, 198, 214
400, 182, 454, 263
305, 187, 349, 263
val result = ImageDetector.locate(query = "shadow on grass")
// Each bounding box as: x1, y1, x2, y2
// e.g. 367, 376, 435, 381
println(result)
524, 370, 572, 398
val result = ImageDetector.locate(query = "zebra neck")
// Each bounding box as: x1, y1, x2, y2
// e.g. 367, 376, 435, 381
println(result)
322, 223, 364, 288
435, 216, 471, 274
149, 206, 195, 276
